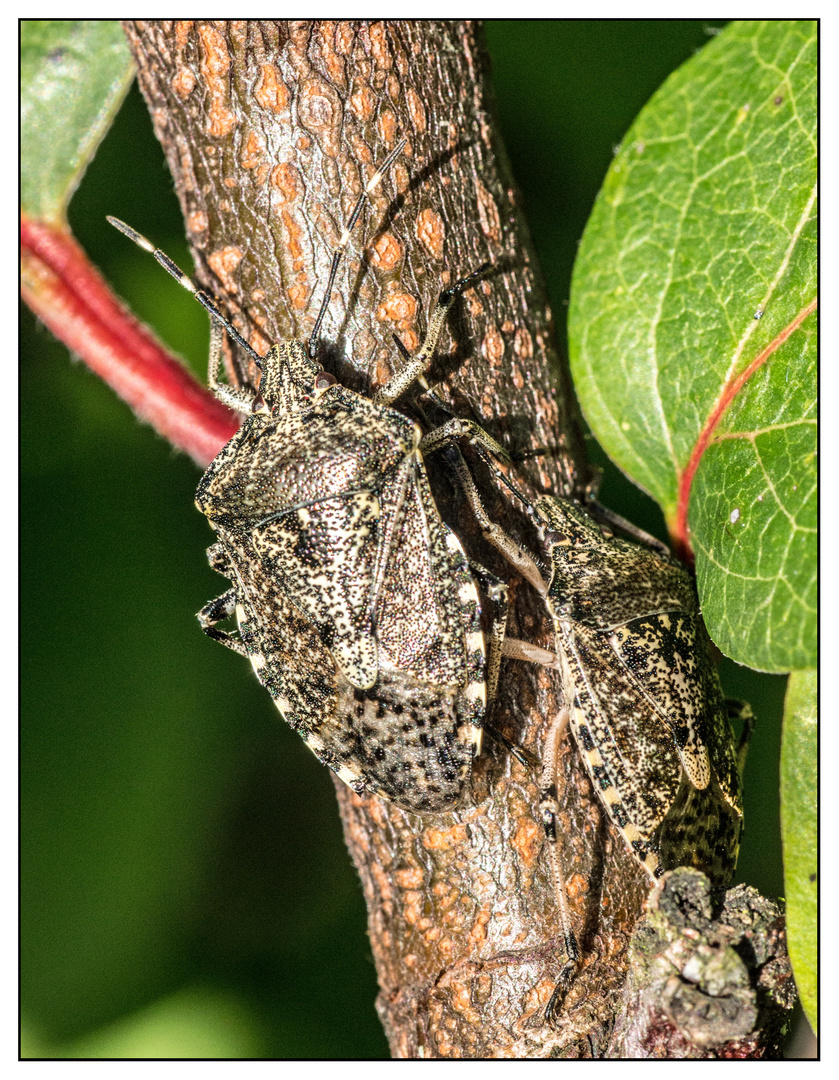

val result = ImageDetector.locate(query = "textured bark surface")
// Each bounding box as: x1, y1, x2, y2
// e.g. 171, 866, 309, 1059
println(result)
122, 19, 790, 1058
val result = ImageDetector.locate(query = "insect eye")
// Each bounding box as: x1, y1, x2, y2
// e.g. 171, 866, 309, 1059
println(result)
251, 395, 266, 413
315, 371, 337, 391
545, 529, 571, 546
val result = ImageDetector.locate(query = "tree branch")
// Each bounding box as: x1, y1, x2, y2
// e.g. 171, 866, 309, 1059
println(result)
120, 19, 791, 1058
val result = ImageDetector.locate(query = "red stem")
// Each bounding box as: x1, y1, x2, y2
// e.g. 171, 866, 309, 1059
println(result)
21, 214, 239, 467
672, 297, 818, 562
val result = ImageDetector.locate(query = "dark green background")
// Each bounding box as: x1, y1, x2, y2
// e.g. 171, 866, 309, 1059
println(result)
21, 21, 789, 1058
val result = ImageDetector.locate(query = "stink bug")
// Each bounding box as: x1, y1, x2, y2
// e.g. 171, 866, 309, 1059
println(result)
108, 143, 544, 815
523, 495, 752, 1018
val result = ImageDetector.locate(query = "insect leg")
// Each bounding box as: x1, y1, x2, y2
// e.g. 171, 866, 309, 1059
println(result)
481, 725, 538, 770
727, 700, 756, 778
467, 561, 554, 775
467, 561, 509, 706
539, 706, 581, 1023
584, 499, 671, 557
432, 444, 547, 596
420, 415, 513, 465
205, 541, 231, 575
206, 320, 260, 413
501, 638, 558, 668
373, 265, 490, 406
196, 588, 249, 657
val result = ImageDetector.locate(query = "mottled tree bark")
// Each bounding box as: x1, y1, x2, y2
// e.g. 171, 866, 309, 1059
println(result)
122, 20, 791, 1058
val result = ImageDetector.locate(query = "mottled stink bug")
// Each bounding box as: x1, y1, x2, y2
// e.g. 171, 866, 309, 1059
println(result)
109, 143, 543, 816
525, 495, 752, 1017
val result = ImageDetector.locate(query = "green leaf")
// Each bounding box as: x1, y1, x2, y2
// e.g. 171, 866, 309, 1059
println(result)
42, 988, 265, 1059
568, 21, 816, 672
780, 669, 817, 1033
21, 20, 134, 222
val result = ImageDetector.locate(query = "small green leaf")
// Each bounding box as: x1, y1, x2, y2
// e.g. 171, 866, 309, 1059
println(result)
21, 21, 134, 222
48, 988, 264, 1059
568, 21, 816, 672
780, 669, 816, 1033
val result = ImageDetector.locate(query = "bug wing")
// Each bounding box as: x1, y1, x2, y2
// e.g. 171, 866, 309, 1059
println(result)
374, 460, 473, 688
564, 615, 743, 885
321, 458, 484, 813
252, 491, 380, 689
609, 613, 712, 791
560, 619, 684, 877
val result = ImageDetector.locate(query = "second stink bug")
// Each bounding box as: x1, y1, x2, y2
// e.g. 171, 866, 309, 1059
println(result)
530, 495, 752, 1019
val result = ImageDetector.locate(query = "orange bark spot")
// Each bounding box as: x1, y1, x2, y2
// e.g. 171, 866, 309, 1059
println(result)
451, 983, 479, 1023
369, 22, 393, 69
482, 326, 505, 365
317, 22, 346, 86
171, 66, 195, 98
397, 328, 419, 353
415, 208, 445, 261
378, 108, 398, 147
422, 823, 469, 851
174, 21, 192, 47
407, 88, 427, 132
299, 78, 342, 147
371, 232, 403, 273
370, 858, 393, 906
377, 292, 417, 325
475, 179, 501, 244
195, 26, 236, 138
567, 872, 588, 904
511, 815, 541, 866
514, 326, 533, 360
254, 63, 289, 114
402, 889, 423, 927
198, 23, 230, 82
186, 210, 208, 236
206, 104, 236, 138
467, 905, 492, 947
207, 247, 243, 295
437, 936, 455, 962
241, 129, 265, 172
393, 866, 424, 889
335, 22, 354, 54
270, 162, 303, 204
349, 81, 375, 122
287, 279, 310, 312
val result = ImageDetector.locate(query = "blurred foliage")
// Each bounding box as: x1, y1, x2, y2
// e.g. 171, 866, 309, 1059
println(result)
21, 20, 133, 221
781, 670, 817, 1033
22, 20, 793, 1058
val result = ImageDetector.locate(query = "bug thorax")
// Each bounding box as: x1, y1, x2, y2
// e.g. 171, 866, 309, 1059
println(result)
254, 341, 326, 415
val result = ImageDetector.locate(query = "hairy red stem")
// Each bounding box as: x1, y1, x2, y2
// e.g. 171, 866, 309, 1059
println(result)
21, 214, 239, 467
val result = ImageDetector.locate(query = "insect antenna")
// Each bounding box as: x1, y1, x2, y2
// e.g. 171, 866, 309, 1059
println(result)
307, 137, 407, 359
106, 215, 264, 367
